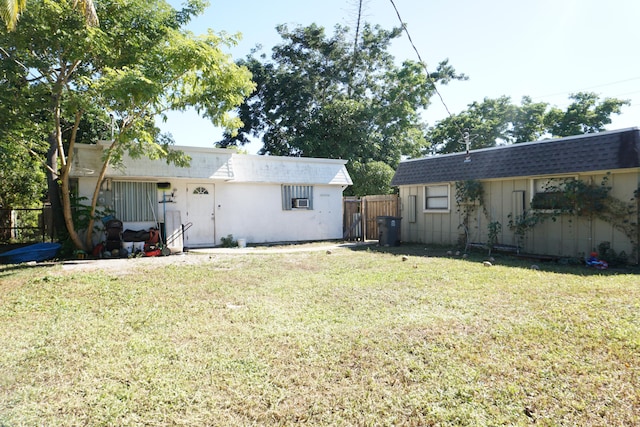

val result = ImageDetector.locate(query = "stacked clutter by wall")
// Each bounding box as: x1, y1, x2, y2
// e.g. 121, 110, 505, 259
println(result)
104, 219, 123, 252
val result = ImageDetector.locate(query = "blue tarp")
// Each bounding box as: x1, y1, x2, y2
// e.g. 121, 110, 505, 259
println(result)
0, 242, 61, 264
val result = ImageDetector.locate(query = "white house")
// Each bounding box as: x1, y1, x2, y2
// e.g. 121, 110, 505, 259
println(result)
70, 144, 352, 251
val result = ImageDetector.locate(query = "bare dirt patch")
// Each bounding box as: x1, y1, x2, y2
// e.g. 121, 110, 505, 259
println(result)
59, 242, 375, 273
60, 252, 218, 274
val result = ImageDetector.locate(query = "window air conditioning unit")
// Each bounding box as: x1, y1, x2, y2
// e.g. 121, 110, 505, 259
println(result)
294, 198, 310, 208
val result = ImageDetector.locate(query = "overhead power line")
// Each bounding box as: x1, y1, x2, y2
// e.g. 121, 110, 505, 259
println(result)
388, 0, 465, 140
531, 76, 640, 100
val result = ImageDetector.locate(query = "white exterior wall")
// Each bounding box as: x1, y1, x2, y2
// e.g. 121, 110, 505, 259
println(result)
70, 144, 351, 248
149, 180, 344, 246
214, 183, 344, 244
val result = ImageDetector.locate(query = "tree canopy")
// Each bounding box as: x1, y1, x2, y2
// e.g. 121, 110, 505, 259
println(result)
544, 92, 630, 137
218, 23, 466, 194
1, 0, 98, 31
0, 0, 254, 250
0, 142, 46, 209
348, 161, 397, 197
427, 93, 629, 154
218, 21, 630, 195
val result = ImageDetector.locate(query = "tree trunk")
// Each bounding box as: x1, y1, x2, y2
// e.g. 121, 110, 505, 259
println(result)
58, 110, 87, 252
46, 132, 67, 241
84, 142, 115, 250
0, 208, 12, 242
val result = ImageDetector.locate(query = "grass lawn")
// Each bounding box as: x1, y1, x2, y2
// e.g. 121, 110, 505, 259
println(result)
0, 246, 638, 426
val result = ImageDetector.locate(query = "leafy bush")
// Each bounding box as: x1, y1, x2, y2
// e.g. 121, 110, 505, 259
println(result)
220, 234, 238, 248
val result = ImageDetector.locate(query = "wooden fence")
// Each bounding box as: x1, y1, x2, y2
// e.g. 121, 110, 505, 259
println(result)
343, 195, 400, 241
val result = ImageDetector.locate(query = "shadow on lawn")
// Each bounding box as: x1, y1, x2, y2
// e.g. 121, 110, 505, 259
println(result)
349, 242, 640, 276
0, 261, 57, 280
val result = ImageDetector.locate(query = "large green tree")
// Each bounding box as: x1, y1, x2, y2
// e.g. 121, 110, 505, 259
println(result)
0, 0, 254, 250
427, 92, 629, 154
510, 96, 550, 143
544, 92, 629, 137
0, 38, 49, 240
0, 144, 45, 210
0, 138, 47, 241
0, 67, 47, 207
348, 161, 396, 197
219, 23, 465, 186
426, 96, 516, 154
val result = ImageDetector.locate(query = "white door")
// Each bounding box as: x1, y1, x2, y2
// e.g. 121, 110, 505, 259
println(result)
185, 183, 215, 247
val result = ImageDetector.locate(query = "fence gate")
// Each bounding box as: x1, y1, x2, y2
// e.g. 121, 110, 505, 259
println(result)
343, 197, 363, 241
343, 195, 400, 241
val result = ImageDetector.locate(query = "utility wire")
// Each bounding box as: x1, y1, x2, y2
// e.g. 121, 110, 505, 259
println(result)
353, 0, 363, 59
349, 0, 364, 98
531, 77, 640, 100
388, 2, 638, 150
388, 0, 466, 141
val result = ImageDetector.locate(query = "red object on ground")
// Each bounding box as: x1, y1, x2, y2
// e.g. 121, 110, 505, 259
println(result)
92, 243, 104, 257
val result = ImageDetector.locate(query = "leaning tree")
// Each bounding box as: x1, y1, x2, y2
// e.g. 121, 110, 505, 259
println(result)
0, 0, 255, 250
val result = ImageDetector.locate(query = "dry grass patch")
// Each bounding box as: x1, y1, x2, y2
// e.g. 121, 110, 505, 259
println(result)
0, 248, 638, 426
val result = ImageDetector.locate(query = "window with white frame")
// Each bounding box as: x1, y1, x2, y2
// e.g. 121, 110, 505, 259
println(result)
282, 185, 313, 210
424, 184, 450, 211
113, 181, 158, 221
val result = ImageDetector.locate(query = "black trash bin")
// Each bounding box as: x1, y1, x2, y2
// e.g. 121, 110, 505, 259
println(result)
376, 216, 402, 246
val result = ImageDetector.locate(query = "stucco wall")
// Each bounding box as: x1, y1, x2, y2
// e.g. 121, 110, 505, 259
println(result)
76, 177, 345, 248
71, 144, 350, 248
214, 183, 344, 244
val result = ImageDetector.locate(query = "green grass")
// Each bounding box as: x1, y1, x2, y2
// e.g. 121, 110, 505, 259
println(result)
1, 247, 638, 426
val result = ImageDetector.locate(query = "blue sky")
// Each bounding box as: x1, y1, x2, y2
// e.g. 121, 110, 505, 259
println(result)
162, 0, 639, 153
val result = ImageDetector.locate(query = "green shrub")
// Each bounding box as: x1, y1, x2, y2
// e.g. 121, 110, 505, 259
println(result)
220, 234, 238, 248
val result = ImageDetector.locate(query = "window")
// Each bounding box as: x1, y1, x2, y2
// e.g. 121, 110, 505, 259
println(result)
531, 178, 572, 210
193, 186, 209, 195
113, 181, 158, 221
282, 185, 313, 210
424, 184, 449, 211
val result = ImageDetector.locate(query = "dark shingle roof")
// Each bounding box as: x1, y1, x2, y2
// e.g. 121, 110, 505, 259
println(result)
391, 128, 640, 186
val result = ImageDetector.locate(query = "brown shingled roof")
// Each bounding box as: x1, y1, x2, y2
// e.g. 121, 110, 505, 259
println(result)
391, 128, 640, 186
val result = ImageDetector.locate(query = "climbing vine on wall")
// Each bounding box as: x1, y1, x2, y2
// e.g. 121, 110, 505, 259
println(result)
507, 211, 545, 254
534, 174, 611, 217
514, 174, 639, 260
455, 180, 484, 221
544, 175, 637, 243
455, 180, 487, 247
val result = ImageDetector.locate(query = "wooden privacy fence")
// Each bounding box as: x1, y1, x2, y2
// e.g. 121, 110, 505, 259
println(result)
343, 195, 400, 241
